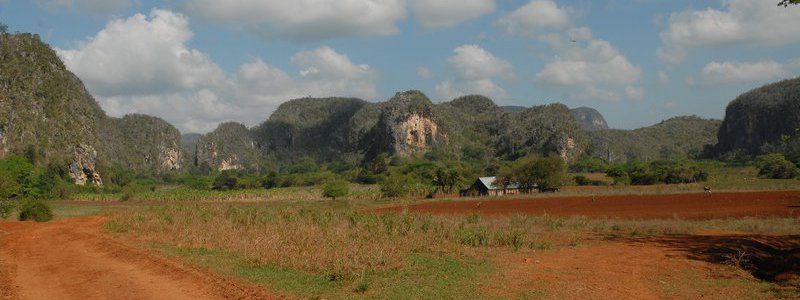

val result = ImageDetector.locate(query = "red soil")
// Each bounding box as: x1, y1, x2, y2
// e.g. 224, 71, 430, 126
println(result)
0, 216, 278, 300
377, 190, 800, 219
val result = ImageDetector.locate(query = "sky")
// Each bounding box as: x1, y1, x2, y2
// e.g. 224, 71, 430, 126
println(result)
1, 0, 799, 133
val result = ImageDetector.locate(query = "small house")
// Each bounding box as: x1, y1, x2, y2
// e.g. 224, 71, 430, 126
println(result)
460, 176, 528, 197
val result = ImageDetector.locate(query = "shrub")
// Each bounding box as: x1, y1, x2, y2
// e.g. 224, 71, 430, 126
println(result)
212, 171, 238, 190
0, 200, 15, 219
757, 153, 799, 179
381, 173, 411, 198
322, 180, 349, 200
18, 200, 53, 222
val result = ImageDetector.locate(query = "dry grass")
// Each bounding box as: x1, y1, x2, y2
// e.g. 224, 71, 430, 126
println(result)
107, 202, 800, 281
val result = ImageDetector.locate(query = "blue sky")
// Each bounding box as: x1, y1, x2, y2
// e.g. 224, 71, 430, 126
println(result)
1, 0, 799, 133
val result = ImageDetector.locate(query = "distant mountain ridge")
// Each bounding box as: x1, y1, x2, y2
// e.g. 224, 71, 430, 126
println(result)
3, 30, 770, 181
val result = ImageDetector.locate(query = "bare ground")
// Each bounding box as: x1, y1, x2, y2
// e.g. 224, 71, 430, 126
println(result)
376, 190, 800, 219
0, 216, 278, 300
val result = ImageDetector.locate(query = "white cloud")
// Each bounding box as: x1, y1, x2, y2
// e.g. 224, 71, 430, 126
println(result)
435, 45, 514, 101
449, 44, 514, 81
411, 0, 495, 29
181, 0, 406, 41
701, 60, 787, 85
417, 66, 431, 79
57, 9, 379, 133
499, 0, 570, 36
535, 28, 642, 102
35, 0, 131, 16
57, 10, 225, 97
659, 0, 800, 64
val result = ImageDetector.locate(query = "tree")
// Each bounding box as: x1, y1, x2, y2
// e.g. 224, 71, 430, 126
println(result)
433, 166, 461, 193
0, 22, 7, 34
497, 155, 567, 192
380, 172, 410, 198
757, 153, 798, 179
779, 0, 800, 7
322, 180, 349, 201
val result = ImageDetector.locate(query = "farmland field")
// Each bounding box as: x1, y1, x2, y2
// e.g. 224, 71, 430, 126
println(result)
2, 187, 799, 299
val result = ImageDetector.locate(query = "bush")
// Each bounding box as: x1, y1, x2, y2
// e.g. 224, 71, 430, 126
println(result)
381, 173, 411, 198
212, 171, 238, 190
0, 200, 15, 219
18, 200, 53, 222
322, 180, 349, 200
757, 153, 799, 179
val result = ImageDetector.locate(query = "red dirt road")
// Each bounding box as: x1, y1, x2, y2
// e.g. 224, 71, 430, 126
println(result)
0, 217, 277, 300
378, 190, 800, 219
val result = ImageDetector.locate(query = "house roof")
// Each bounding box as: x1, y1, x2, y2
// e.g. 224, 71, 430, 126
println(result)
478, 176, 520, 190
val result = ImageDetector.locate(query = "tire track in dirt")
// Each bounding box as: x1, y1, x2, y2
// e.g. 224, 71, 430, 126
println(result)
0, 217, 278, 300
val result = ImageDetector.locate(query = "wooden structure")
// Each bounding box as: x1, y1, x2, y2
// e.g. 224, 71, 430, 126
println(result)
460, 176, 529, 197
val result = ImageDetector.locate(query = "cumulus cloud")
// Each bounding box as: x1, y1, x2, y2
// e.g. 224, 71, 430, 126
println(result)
411, 0, 495, 29
701, 60, 787, 85
181, 0, 406, 41
35, 0, 132, 16
499, 0, 570, 36
435, 45, 514, 101
535, 28, 642, 102
659, 0, 800, 64
57, 9, 225, 97
57, 9, 379, 133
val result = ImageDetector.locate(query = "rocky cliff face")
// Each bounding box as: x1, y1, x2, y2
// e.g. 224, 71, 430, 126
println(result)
570, 107, 609, 131
69, 143, 103, 186
367, 91, 447, 158
715, 78, 800, 156
195, 122, 260, 171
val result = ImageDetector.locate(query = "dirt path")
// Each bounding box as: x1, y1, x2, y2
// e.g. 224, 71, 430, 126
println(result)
377, 190, 800, 219
0, 217, 277, 300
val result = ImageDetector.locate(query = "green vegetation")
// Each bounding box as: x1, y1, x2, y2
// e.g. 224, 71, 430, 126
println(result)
606, 159, 708, 185
715, 78, 800, 158
497, 155, 568, 191
17, 199, 53, 222
588, 116, 721, 163
322, 180, 349, 200
756, 153, 798, 179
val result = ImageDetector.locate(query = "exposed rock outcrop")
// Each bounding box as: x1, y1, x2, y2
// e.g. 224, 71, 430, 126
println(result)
570, 107, 609, 131
366, 91, 447, 158
69, 143, 102, 186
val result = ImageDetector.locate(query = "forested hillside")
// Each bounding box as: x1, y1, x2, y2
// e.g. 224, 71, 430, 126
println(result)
0, 32, 183, 184
587, 116, 721, 163
716, 77, 800, 157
